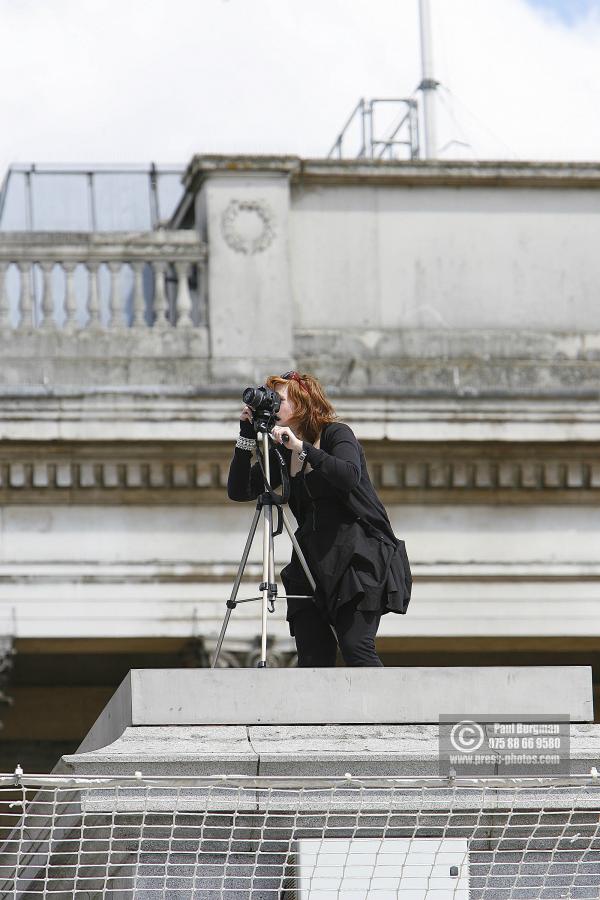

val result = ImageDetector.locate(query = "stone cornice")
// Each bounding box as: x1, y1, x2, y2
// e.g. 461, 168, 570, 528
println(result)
1, 560, 600, 582
175, 156, 301, 224
0, 441, 596, 505
295, 158, 600, 189
0, 394, 600, 442
183, 154, 301, 190
179, 154, 600, 197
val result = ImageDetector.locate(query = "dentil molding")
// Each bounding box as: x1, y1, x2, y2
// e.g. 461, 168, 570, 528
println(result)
0, 442, 597, 504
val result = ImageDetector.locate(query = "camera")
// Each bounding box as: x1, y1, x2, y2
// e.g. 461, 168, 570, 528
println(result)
242, 385, 281, 432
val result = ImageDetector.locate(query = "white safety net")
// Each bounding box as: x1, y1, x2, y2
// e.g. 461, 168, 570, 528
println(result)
0, 773, 599, 898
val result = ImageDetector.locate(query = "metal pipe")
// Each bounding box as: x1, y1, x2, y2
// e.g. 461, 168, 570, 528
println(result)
25, 167, 34, 231
418, 0, 438, 158
87, 172, 97, 231
0, 171, 11, 227
149, 162, 160, 228
327, 98, 366, 159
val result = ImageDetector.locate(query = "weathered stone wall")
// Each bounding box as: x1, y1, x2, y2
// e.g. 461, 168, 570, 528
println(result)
0, 157, 598, 648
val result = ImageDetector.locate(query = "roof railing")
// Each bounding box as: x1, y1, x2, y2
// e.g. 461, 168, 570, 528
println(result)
327, 97, 420, 161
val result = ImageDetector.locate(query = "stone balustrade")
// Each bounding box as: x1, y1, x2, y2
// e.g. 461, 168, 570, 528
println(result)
0, 230, 207, 330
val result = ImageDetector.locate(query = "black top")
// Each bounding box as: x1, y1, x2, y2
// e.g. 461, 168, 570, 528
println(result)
227, 421, 412, 630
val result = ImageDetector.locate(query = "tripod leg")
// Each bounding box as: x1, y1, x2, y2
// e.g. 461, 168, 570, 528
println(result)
259, 497, 273, 667
268, 508, 276, 588
281, 509, 316, 592
211, 607, 233, 670
212, 505, 262, 668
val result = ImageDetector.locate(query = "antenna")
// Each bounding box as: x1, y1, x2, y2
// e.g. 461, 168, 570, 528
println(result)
418, 0, 439, 159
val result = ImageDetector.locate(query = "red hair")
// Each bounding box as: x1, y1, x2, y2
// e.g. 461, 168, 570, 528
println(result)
266, 372, 337, 444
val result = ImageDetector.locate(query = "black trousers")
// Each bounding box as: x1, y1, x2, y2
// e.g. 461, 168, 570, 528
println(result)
292, 599, 383, 667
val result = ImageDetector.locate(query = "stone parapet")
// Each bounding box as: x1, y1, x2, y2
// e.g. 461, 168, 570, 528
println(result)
0, 230, 206, 333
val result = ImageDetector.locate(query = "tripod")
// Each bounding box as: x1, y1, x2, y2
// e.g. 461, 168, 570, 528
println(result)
212, 430, 316, 668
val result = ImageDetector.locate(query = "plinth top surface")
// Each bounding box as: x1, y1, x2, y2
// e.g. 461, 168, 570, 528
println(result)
77, 666, 593, 755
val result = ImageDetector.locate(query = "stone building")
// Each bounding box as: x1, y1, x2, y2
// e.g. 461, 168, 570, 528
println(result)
0, 156, 599, 773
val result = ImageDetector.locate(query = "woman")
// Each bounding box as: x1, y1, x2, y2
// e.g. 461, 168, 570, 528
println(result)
227, 371, 412, 667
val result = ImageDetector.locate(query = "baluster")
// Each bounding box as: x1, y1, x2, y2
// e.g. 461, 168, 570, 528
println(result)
107, 262, 121, 329
17, 262, 34, 329
130, 261, 144, 328
153, 260, 169, 328
63, 262, 77, 330
86, 262, 101, 328
39, 262, 54, 329
0, 263, 9, 329
196, 263, 208, 326
174, 261, 193, 328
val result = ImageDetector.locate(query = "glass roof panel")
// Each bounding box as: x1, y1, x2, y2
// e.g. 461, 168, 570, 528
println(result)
93, 172, 152, 231
31, 173, 91, 230
0, 169, 28, 229
0, 164, 186, 232
156, 172, 187, 224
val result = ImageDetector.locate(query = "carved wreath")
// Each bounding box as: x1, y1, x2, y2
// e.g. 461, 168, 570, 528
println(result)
221, 199, 275, 255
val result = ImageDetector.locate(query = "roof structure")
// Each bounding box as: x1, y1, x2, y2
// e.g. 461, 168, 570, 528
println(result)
0, 163, 185, 232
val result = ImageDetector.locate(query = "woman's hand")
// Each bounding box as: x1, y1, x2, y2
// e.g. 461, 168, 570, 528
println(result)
240, 405, 253, 423
271, 425, 303, 454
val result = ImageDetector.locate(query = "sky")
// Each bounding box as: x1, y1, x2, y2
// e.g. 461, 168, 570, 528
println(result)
0, 0, 599, 177
527, 0, 600, 24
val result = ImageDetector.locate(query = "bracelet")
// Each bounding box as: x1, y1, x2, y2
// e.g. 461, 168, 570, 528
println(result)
236, 436, 256, 452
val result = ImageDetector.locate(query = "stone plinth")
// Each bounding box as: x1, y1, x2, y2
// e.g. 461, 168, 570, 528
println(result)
55, 667, 598, 779
1, 666, 593, 899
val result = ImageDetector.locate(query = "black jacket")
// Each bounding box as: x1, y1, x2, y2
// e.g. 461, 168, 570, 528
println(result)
227, 421, 412, 624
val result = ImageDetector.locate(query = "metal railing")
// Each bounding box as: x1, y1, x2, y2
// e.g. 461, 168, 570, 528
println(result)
328, 97, 420, 161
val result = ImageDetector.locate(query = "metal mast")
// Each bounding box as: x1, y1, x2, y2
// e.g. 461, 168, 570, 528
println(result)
418, 0, 438, 159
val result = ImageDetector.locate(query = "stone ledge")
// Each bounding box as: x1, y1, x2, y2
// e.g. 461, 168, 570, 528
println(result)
0, 394, 599, 441
295, 328, 600, 362
0, 229, 206, 261
2, 329, 600, 396
0, 328, 209, 358
57, 722, 600, 781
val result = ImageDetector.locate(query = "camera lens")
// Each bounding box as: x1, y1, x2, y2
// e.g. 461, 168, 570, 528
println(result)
242, 386, 281, 418
243, 387, 263, 409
